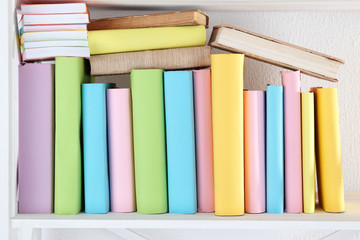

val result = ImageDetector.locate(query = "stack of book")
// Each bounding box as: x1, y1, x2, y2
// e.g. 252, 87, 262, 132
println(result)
87, 9, 211, 75
17, 3, 90, 61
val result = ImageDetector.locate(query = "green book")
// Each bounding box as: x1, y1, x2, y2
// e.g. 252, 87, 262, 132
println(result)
131, 69, 168, 214
54, 57, 90, 215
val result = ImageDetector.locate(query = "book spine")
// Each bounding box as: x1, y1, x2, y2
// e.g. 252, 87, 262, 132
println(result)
193, 69, 214, 213
266, 85, 284, 214
244, 90, 266, 213
301, 92, 316, 214
82, 83, 113, 213
131, 69, 168, 214
54, 57, 89, 215
312, 87, 345, 212
107, 88, 136, 213
211, 54, 244, 216
281, 70, 302, 213
18, 63, 54, 214
164, 71, 197, 214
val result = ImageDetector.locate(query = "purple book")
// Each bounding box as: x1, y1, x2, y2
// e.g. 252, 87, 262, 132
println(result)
18, 63, 54, 213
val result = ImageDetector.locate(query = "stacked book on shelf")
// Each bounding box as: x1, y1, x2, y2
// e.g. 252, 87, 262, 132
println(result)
17, 5, 345, 216
17, 3, 90, 61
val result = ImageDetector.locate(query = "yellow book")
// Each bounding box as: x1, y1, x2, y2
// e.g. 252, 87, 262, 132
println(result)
211, 54, 244, 215
311, 87, 345, 212
88, 25, 206, 55
301, 92, 316, 214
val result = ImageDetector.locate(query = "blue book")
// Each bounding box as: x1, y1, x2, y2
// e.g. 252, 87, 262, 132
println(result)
82, 83, 114, 213
164, 71, 197, 214
266, 85, 284, 214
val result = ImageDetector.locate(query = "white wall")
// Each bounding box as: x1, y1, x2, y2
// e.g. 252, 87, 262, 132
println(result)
19, 10, 360, 240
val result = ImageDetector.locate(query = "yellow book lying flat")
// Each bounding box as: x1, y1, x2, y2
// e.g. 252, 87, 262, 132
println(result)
211, 54, 244, 216
301, 92, 316, 214
88, 25, 206, 55
311, 87, 345, 212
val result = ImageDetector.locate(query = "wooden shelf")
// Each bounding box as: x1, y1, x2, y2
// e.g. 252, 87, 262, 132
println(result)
11, 193, 360, 230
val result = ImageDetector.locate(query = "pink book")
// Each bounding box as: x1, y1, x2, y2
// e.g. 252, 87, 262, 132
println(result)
18, 63, 54, 213
282, 70, 303, 213
107, 88, 136, 212
23, 24, 87, 33
244, 90, 266, 213
193, 70, 214, 213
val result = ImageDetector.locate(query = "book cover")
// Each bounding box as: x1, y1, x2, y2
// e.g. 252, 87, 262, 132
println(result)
21, 3, 88, 14
164, 71, 197, 214
18, 63, 54, 214
193, 69, 214, 213
244, 90, 266, 214
88, 25, 206, 55
301, 92, 316, 214
266, 85, 284, 214
82, 83, 114, 214
282, 70, 302, 213
22, 13, 89, 26
89, 46, 211, 76
54, 57, 90, 215
311, 87, 345, 212
107, 88, 136, 213
211, 54, 244, 216
131, 69, 168, 214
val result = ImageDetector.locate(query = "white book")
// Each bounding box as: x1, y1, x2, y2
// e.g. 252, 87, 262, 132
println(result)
23, 13, 89, 26
23, 24, 87, 33
21, 31, 88, 43
21, 3, 87, 14
23, 40, 89, 49
22, 47, 90, 61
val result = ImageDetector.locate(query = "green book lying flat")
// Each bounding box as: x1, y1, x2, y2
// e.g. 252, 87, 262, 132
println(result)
131, 69, 168, 214
54, 57, 90, 215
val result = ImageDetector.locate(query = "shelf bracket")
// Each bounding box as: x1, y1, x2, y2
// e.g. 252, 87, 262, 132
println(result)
106, 228, 148, 240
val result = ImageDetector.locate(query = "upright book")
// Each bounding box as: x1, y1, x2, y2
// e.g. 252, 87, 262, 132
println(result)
88, 9, 209, 30
311, 87, 345, 212
209, 25, 344, 82
131, 69, 168, 214
211, 54, 245, 216
54, 57, 90, 215
266, 85, 284, 214
18, 63, 54, 214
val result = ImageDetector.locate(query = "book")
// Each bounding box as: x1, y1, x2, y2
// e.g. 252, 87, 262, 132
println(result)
22, 47, 90, 62
311, 87, 345, 212
131, 69, 168, 214
164, 71, 197, 214
211, 54, 244, 216
193, 70, 214, 213
23, 40, 89, 49
107, 88, 136, 213
22, 13, 89, 26
209, 25, 344, 82
21, 3, 88, 14
88, 25, 206, 55
266, 85, 284, 214
282, 70, 302, 213
22, 24, 87, 33
301, 92, 316, 214
243, 90, 266, 214
54, 57, 90, 215
20, 30, 88, 44
89, 46, 211, 76
82, 83, 114, 214
87, 9, 209, 31
18, 63, 54, 214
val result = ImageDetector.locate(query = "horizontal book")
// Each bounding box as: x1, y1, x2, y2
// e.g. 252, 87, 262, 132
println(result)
87, 9, 208, 31
209, 25, 344, 82
89, 46, 211, 76
22, 47, 90, 61
22, 24, 87, 33
21, 3, 88, 14
20, 30, 88, 44
23, 40, 89, 49
22, 13, 90, 26
88, 25, 206, 55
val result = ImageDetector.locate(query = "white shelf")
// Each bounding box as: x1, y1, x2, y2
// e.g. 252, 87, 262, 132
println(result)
11, 193, 360, 230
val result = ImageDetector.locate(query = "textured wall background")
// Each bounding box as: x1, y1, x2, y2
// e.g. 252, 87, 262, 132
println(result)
41, 10, 360, 240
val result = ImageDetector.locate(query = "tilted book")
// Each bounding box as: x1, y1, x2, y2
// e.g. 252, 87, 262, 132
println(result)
209, 25, 344, 82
